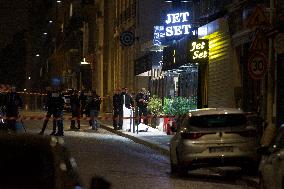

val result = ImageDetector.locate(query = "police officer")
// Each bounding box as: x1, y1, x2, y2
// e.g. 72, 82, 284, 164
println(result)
86, 90, 101, 130
52, 88, 65, 136
5, 86, 23, 131
120, 87, 134, 130
121, 88, 134, 108
79, 90, 87, 117
135, 88, 149, 125
112, 88, 123, 130
70, 89, 80, 130
39, 86, 57, 135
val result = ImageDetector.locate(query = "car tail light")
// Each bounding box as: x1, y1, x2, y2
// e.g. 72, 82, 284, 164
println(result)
181, 132, 205, 139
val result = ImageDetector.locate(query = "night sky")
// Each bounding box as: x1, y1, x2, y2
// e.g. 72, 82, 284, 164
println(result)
0, 0, 50, 89
0, 0, 30, 49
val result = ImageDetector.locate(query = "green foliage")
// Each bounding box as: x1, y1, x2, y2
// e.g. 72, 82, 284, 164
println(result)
147, 95, 163, 116
163, 96, 197, 116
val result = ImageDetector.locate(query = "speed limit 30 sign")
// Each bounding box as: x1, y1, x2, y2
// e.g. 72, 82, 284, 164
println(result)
248, 52, 268, 80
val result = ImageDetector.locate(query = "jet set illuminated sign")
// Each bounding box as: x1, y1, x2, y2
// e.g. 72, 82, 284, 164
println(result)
188, 39, 209, 63
164, 12, 195, 37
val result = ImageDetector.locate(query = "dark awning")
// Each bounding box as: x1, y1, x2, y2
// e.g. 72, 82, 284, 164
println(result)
134, 52, 162, 75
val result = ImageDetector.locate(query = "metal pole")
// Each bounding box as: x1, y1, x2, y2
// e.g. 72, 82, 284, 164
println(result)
80, 71, 82, 90
261, 0, 277, 146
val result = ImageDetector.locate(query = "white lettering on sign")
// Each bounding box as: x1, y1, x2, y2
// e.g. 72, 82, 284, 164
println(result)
190, 41, 208, 59
165, 12, 193, 37
165, 12, 190, 24
165, 25, 192, 36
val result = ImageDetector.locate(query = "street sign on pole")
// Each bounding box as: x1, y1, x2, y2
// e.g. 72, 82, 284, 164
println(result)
248, 52, 268, 80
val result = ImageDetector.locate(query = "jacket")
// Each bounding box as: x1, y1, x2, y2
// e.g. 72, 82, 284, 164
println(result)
87, 94, 101, 111
120, 92, 134, 109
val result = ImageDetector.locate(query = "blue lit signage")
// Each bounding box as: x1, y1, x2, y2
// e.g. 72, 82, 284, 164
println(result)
153, 26, 165, 46
153, 11, 197, 46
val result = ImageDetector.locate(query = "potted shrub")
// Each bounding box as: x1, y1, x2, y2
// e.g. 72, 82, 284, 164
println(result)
147, 95, 163, 128
163, 96, 197, 134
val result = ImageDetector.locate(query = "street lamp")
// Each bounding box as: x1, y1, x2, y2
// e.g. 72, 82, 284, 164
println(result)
79, 58, 90, 90
80, 58, 90, 65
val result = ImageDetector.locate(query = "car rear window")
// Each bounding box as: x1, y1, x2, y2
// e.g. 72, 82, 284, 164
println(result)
188, 114, 247, 128
0, 143, 55, 189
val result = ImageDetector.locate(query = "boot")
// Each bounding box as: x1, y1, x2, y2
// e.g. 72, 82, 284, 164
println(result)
70, 120, 76, 129
77, 120, 80, 130
39, 119, 48, 135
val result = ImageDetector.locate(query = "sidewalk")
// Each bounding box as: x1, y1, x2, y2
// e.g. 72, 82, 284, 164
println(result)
20, 110, 173, 155
99, 116, 172, 156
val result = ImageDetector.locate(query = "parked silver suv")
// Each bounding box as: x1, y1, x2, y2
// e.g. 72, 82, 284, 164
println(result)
170, 108, 258, 174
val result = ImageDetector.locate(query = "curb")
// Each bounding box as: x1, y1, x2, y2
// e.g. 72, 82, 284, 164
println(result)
100, 123, 170, 157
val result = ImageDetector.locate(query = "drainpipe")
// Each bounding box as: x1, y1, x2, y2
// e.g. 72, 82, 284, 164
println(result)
261, 0, 277, 146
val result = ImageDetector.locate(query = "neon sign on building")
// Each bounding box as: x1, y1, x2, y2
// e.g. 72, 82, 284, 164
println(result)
164, 12, 195, 37
188, 39, 209, 63
153, 26, 165, 46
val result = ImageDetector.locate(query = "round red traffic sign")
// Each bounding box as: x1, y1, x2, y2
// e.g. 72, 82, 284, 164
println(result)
248, 52, 268, 80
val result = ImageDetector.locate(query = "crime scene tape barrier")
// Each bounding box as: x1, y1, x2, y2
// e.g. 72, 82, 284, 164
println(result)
0, 115, 176, 121
1, 89, 112, 99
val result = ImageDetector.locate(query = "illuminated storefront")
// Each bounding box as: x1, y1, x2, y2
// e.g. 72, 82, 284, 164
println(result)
150, 10, 208, 108
158, 16, 235, 108
161, 37, 209, 108
147, 9, 236, 109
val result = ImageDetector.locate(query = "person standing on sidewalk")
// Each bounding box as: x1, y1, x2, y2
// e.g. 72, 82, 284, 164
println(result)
52, 88, 65, 136
120, 87, 134, 130
39, 86, 57, 135
135, 88, 149, 125
112, 88, 123, 130
79, 90, 87, 117
86, 90, 101, 130
70, 89, 81, 130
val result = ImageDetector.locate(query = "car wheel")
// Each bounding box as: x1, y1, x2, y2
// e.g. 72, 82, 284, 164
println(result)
170, 162, 178, 174
177, 164, 188, 176
170, 153, 188, 176
176, 156, 188, 176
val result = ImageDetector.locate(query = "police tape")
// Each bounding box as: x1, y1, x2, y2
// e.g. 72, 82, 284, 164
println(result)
0, 115, 177, 121
1, 90, 112, 99
0, 84, 11, 92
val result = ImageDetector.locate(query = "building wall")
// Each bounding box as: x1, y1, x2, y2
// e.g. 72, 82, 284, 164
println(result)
112, 0, 137, 92
200, 18, 236, 108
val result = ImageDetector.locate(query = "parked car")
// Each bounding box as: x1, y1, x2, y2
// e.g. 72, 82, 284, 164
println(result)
0, 133, 110, 189
258, 125, 284, 189
169, 108, 259, 175
0, 133, 82, 189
